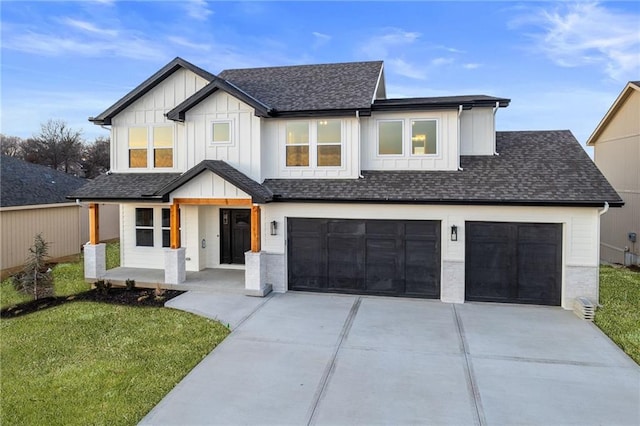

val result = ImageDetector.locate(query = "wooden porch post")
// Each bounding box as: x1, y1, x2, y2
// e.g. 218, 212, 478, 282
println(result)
170, 203, 181, 249
251, 205, 261, 253
89, 203, 99, 245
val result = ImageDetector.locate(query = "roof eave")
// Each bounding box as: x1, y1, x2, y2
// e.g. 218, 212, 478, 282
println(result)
269, 197, 622, 207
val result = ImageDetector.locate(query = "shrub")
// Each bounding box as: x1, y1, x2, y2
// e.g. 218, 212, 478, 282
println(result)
125, 279, 136, 291
12, 234, 54, 300
94, 279, 112, 295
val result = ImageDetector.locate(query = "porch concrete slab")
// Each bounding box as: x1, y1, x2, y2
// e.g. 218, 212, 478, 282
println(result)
472, 357, 640, 426
344, 297, 462, 354
232, 292, 357, 347
165, 292, 270, 329
312, 349, 477, 425
101, 267, 245, 293
456, 302, 635, 367
140, 338, 335, 425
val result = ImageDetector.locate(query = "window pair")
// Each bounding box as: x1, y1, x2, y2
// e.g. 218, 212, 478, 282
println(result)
129, 127, 173, 168
378, 120, 437, 156
135, 208, 179, 247
286, 120, 342, 167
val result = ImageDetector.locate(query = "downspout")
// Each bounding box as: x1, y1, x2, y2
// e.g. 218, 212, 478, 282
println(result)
492, 101, 500, 156
356, 110, 364, 178
595, 201, 610, 306
457, 105, 463, 171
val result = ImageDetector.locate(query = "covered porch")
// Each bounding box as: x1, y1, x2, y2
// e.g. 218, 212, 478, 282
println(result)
100, 267, 246, 294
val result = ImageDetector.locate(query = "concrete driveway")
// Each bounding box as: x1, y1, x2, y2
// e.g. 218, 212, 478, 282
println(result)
142, 292, 640, 425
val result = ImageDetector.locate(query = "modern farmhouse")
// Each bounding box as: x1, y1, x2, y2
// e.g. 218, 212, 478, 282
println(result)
71, 57, 621, 309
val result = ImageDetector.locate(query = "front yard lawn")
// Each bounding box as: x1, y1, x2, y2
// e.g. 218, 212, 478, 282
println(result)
595, 265, 640, 364
1, 301, 229, 426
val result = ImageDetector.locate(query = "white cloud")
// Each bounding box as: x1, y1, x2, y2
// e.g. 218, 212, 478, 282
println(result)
387, 58, 428, 80
184, 0, 213, 21
168, 36, 211, 51
511, 2, 640, 81
463, 63, 481, 69
430, 57, 454, 67
361, 28, 421, 58
312, 31, 331, 48
61, 18, 119, 37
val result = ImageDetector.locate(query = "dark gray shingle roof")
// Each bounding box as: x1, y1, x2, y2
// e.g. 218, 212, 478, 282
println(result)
1, 156, 87, 207
69, 173, 181, 202
218, 61, 383, 112
263, 131, 622, 206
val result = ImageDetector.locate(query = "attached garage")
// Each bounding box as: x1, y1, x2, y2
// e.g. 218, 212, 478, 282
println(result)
465, 222, 562, 306
287, 218, 440, 298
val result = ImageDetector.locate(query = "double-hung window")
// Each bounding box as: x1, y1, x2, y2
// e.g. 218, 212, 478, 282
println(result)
135, 208, 154, 247
286, 122, 310, 167
153, 127, 173, 168
161, 208, 181, 248
317, 120, 342, 166
129, 128, 148, 168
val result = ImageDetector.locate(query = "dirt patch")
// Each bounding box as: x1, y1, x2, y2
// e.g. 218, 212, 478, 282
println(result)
1, 288, 184, 318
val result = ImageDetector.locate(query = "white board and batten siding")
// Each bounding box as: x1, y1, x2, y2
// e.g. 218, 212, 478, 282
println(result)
169, 171, 252, 201
459, 108, 496, 155
111, 68, 210, 173
184, 91, 262, 181
361, 111, 459, 171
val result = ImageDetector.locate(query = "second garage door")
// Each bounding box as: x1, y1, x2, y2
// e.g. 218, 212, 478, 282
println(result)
465, 221, 562, 306
288, 218, 440, 298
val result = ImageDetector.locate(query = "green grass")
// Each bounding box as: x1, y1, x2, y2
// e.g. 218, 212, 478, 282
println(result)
1, 301, 229, 426
0, 242, 121, 309
594, 266, 640, 364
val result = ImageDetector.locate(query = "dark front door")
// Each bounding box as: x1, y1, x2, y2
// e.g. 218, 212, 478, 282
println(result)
465, 222, 562, 306
287, 218, 441, 298
220, 209, 251, 264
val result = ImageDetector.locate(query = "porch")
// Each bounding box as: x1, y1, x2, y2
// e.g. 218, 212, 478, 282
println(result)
100, 267, 246, 294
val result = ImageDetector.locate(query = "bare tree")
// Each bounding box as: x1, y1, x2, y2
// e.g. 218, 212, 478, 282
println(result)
82, 136, 110, 178
25, 119, 84, 173
0, 134, 23, 157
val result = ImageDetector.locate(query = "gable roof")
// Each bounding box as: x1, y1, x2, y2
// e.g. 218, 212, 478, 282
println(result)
68, 161, 272, 204
1, 156, 87, 208
156, 160, 273, 203
587, 81, 640, 146
89, 57, 215, 125
263, 131, 622, 207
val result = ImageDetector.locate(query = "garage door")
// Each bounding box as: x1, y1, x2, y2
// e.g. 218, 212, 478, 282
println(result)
287, 218, 440, 298
465, 222, 562, 305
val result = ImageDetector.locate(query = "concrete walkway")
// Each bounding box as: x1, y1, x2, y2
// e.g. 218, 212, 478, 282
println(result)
143, 292, 640, 426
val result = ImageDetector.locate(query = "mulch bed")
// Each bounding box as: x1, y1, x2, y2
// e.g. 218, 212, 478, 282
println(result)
1, 288, 184, 318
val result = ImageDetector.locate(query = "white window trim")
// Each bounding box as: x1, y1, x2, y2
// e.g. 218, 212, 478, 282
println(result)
134, 207, 155, 248
283, 120, 345, 169
409, 118, 439, 157
376, 119, 404, 157
210, 120, 234, 146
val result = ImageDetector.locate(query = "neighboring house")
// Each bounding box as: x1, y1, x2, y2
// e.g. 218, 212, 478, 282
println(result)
0, 155, 119, 277
71, 57, 622, 309
587, 81, 639, 266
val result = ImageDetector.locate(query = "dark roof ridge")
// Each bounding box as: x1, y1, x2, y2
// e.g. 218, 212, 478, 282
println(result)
220, 60, 384, 73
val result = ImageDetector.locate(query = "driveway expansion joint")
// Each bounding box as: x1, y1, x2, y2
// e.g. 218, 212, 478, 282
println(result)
306, 296, 362, 426
453, 304, 486, 426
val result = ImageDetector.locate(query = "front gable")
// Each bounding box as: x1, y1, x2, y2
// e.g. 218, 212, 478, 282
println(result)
169, 170, 252, 202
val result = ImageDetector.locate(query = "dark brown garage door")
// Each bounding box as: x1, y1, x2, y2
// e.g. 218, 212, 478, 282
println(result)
288, 218, 440, 298
465, 222, 562, 305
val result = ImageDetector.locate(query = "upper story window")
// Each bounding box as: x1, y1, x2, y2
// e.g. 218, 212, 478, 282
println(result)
317, 120, 342, 167
128, 126, 173, 169
129, 128, 148, 168
411, 120, 437, 155
286, 122, 310, 167
378, 121, 403, 155
377, 119, 438, 156
212, 121, 232, 144
285, 120, 342, 168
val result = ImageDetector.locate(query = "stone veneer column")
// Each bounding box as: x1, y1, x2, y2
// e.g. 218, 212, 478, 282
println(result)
164, 248, 186, 284
245, 251, 272, 297
84, 243, 106, 280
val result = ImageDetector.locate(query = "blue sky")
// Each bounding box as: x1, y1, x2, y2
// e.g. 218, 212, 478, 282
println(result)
1, 1, 639, 152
